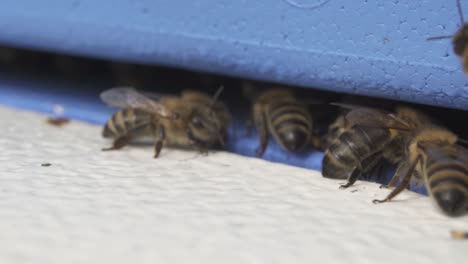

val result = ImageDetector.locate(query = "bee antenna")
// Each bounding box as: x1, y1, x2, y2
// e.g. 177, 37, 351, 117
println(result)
457, 137, 468, 147
217, 133, 225, 147
426, 35, 453, 41
457, 0, 465, 25
426, 0, 463, 42
210, 85, 224, 108
209, 86, 226, 147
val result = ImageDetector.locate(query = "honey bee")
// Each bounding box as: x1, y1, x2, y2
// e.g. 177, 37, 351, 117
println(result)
100, 87, 230, 157
247, 88, 318, 157
323, 105, 432, 188
373, 126, 468, 216
427, 0, 468, 74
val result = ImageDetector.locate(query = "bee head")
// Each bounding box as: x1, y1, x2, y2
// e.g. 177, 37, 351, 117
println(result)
187, 107, 226, 148
453, 24, 468, 56
187, 86, 230, 148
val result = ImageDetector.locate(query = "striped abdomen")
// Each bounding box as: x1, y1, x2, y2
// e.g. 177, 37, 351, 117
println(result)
102, 108, 153, 138
425, 148, 468, 216
266, 100, 312, 152
322, 126, 391, 179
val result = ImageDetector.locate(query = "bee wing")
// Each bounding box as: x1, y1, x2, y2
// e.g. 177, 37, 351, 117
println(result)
344, 107, 412, 131
330, 102, 367, 110
457, 137, 468, 148
100, 87, 175, 118
421, 143, 463, 163
139, 90, 179, 101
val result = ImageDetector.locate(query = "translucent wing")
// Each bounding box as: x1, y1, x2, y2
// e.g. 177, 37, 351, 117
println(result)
420, 143, 445, 159
100, 87, 176, 118
457, 137, 468, 148
139, 90, 178, 101
344, 107, 412, 131
421, 143, 468, 164
330, 102, 362, 109
331, 102, 383, 111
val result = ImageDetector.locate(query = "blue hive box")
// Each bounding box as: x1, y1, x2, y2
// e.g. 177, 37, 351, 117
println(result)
0, 0, 466, 109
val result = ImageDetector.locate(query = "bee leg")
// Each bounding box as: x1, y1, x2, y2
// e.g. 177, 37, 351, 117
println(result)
253, 105, 269, 157
373, 156, 420, 204
102, 135, 131, 151
188, 141, 209, 156
379, 175, 399, 189
340, 152, 382, 189
372, 162, 386, 184
190, 144, 209, 155
198, 148, 209, 156
153, 125, 165, 159
339, 168, 362, 189
154, 142, 163, 158
379, 160, 409, 189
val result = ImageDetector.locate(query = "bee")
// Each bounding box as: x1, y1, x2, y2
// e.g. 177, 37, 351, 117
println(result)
427, 0, 468, 74
247, 88, 319, 157
100, 86, 230, 158
373, 126, 468, 216
323, 105, 432, 188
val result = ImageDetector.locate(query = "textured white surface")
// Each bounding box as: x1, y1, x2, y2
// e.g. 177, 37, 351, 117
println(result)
0, 105, 467, 264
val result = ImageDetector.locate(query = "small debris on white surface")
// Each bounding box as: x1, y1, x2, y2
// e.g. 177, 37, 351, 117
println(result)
0, 105, 467, 264
46, 117, 70, 127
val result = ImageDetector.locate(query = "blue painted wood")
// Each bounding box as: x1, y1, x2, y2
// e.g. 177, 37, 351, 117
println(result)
0, 0, 467, 110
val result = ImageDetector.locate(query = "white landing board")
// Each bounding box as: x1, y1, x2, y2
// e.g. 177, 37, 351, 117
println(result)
0, 106, 467, 264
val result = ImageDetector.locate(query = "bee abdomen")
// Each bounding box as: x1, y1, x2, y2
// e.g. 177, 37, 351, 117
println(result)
102, 109, 151, 138
322, 133, 362, 179
269, 102, 312, 151
322, 127, 390, 179
427, 162, 468, 216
